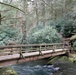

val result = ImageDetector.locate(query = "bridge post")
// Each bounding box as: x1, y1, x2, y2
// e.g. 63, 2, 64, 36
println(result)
39, 45, 43, 55
19, 47, 24, 58
45, 45, 46, 51
63, 43, 65, 50
10, 48, 13, 55
53, 44, 55, 52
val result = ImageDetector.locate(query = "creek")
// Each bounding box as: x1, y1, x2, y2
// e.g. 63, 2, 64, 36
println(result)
10, 59, 76, 75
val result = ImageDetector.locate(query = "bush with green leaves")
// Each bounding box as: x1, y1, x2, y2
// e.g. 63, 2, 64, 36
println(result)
26, 25, 61, 44
0, 25, 22, 45
55, 15, 76, 38
62, 19, 76, 37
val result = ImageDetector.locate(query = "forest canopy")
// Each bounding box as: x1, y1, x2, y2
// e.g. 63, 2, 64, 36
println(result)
0, 0, 76, 45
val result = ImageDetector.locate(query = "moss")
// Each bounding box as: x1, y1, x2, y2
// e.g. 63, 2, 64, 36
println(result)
68, 57, 75, 63
0, 67, 18, 75
48, 56, 60, 64
48, 56, 75, 64
69, 53, 76, 62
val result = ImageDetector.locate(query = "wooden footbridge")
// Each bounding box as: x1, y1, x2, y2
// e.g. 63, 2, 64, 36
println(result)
0, 43, 70, 67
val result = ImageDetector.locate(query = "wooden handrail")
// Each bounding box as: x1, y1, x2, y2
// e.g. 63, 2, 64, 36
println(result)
0, 43, 64, 49
0, 43, 70, 56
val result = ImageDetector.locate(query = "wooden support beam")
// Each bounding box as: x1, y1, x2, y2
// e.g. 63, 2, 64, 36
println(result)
0, 49, 69, 67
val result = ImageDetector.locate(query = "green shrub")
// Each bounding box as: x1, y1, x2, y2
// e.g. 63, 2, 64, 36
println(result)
0, 25, 22, 45
26, 25, 61, 44
55, 18, 76, 38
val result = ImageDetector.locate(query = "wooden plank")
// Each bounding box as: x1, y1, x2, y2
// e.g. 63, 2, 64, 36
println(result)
0, 51, 68, 67
0, 48, 69, 61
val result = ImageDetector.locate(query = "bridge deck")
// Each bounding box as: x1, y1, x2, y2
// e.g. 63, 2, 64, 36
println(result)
0, 48, 68, 61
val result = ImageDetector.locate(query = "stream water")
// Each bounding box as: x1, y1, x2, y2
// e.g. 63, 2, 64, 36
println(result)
10, 59, 76, 75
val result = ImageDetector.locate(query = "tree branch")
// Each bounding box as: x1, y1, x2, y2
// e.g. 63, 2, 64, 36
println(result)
41, 0, 51, 8
0, 2, 25, 13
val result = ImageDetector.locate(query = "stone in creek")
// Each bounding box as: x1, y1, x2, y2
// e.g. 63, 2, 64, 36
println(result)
54, 67, 60, 71
0, 67, 18, 75
44, 65, 60, 71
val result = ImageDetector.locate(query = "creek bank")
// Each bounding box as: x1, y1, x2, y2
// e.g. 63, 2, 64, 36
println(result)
48, 54, 76, 64
0, 67, 18, 75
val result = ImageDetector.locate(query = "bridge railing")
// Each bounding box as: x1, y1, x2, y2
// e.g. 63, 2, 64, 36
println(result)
0, 43, 69, 56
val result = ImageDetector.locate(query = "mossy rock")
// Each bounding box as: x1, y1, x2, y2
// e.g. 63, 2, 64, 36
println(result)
48, 56, 75, 64
0, 67, 18, 75
68, 57, 75, 63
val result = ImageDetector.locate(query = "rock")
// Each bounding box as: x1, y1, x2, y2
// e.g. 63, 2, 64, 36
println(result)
0, 67, 18, 75
69, 53, 76, 62
48, 56, 75, 64
54, 67, 60, 71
